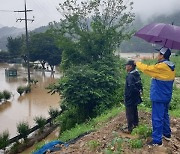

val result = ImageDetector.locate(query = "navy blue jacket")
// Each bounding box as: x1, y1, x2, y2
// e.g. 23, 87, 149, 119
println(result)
124, 69, 143, 107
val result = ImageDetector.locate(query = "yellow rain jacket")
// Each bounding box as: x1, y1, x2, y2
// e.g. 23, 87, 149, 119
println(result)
136, 60, 175, 102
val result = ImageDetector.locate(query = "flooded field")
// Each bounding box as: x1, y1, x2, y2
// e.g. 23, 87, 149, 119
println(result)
119, 52, 157, 59
0, 63, 61, 138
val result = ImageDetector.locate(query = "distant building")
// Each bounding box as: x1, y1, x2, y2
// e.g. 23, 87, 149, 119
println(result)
5, 68, 17, 77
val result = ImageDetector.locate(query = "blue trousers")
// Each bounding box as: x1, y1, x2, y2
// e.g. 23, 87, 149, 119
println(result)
152, 101, 171, 143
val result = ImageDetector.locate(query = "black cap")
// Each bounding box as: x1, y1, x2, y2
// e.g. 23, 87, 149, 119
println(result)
125, 60, 136, 67
156, 47, 171, 60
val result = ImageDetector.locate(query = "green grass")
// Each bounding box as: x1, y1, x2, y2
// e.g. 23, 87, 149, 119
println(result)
58, 123, 94, 142
129, 139, 143, 149
170, 109, 180, 118
171, 56, 180, 77
58, 105, 124, 142
87, 140, 100, 151
131, 124, 152, 138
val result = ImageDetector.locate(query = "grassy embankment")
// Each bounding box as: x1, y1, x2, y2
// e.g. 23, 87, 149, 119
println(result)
33, 56, 180, 152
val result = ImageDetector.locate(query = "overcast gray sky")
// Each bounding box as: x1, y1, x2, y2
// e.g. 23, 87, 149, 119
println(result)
0, 0, 180, 30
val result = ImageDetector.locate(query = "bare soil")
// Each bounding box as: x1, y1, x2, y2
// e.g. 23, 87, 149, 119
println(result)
50, 111, 180, 154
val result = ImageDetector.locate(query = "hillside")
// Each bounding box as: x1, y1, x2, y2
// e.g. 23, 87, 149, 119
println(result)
1, 10, 180, 52
51, 111, 180, 154
120, 11, 180, 52
0, 25, 49, 51
0, 26, 24, 50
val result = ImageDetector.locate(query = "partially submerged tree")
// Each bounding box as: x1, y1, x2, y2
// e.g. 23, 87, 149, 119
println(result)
29, 32, 62, 71
34, 116, 46, 133
0, 130, 9, 151
17, 121, 30, 142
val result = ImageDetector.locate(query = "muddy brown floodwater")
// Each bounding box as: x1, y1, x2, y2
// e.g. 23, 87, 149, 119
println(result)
0, 63, 61, 138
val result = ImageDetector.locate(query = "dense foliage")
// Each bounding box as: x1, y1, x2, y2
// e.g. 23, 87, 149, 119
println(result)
50, 56, 124, 131
29, 32, 62, 71
17, 121, 30, 141
48, 0, 134, 131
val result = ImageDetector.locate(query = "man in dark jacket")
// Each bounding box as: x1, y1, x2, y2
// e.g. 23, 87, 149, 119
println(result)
124, 60, 143, 133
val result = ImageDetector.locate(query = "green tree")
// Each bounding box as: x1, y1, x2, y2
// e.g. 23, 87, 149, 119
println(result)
0, 130, 9, 150
17, 121, 30, 141
0, 51, 11, 63
49, 0, 134, 131
17, 86, 25, 96
34, 116, 47, 133
6, 36, 23, 57
29, 32, 62, 70
51, 0, 134, 70
2, 90, 11, 101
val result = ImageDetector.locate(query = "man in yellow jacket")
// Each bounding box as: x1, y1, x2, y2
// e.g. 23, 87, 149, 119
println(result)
135, 47, 175, 146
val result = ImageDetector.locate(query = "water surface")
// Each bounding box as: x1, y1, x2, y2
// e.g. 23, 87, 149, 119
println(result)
0, 63, 61, 138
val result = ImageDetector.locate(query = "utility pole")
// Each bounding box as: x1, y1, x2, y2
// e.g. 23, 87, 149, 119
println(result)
14, 0, 34, 84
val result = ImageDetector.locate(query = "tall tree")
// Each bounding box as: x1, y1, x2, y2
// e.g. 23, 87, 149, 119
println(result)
51, 0, 134, 70
29, 32, 62, 70
49, 0, 134, 131
6, 36, 23, 57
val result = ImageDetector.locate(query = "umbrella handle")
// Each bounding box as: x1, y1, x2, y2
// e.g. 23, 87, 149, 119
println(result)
164, 39, 167, 47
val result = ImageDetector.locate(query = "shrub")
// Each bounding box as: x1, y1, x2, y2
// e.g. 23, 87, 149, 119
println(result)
34, 116, 46, 133
104, 137, 123, 154
88, 140, 100, 151
131, 124, 152, 138
49, 56, 122, 131
48, 107, 60, 118
30, 79, 38, 84
0, 92, 3, 102
24, 85, 31, 93
58, 107, 79, 132
0, 130, 9, 150
17, 86, 25, 96
129, 139, 143, 149
17, 121, 30, 141
2, 90, 11, 101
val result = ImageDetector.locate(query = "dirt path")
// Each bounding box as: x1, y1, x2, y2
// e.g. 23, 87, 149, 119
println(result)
50, 111, 180, 154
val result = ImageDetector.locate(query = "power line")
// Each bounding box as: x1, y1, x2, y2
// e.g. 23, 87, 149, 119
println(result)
0, 9, 15, 12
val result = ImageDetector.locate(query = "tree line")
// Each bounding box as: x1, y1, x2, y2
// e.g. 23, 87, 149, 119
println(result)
2, 32, 62, 71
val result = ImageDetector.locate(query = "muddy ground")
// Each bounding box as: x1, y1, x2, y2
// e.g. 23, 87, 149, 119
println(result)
49, 111, 180, 154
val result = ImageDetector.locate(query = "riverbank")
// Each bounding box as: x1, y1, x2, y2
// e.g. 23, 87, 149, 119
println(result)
21, 127, 60, 154
57, 111, 180, 154
19, 56, 180, 153
27, 109, 180, 154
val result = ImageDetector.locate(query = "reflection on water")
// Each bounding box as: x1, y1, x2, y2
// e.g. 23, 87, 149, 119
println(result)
0, 63, 61, 138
